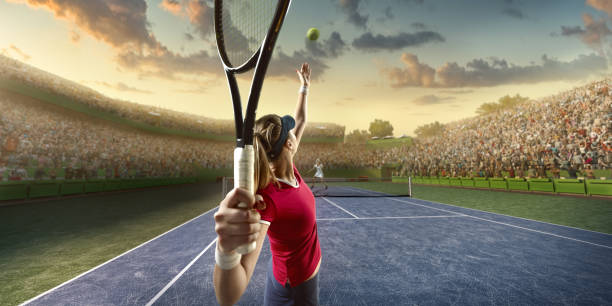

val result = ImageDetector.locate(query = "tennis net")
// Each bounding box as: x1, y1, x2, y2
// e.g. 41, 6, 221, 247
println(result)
221, 177, 412, 198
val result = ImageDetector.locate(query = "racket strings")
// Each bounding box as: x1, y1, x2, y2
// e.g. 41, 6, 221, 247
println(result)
220, 0, 277, 67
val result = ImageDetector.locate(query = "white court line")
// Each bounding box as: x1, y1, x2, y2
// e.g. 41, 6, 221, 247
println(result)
19, 206, 219, 306
321, 197, 359, 218
316, 215, 465, 221
146, 238, 217, 306
406, 197, 612, 237
391, 198, 612, 250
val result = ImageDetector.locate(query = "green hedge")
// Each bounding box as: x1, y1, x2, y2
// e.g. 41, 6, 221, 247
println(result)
473, 177, 489, 188
507, 178, 529, 191
0, 177, 198, 202
392, 176, 410, 183
104, 179, 123, 191
405, 176, 611, 197
461, 178, 475, 187
554, 179, 585, 194
29, 181, 61, 198
61, 180, 85, 195
528, 178, 554, 192
85, 179, 106, 193
0, 182, 28, 201
490, 178, 507, 190
586, 180, 612, 196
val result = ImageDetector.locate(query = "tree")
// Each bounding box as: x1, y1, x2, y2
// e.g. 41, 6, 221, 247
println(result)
414, 121, 445, 138
498, 94, 528, 108
475, 102, 499, 115
345, 129, 370, 144
476, 94, 529, 116
369, 119, 393, 138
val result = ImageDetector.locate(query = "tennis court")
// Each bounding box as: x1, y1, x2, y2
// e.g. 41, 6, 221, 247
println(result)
20, 184, 612, 305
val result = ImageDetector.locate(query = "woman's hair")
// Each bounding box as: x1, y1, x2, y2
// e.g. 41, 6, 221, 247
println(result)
253, 114, 282, 191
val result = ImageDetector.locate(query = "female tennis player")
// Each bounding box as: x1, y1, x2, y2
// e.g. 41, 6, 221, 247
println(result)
309, 158, 328, 191
213, 63, 320, 306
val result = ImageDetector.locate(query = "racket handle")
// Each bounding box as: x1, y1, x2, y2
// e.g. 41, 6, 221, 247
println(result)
234, 146, 256, 255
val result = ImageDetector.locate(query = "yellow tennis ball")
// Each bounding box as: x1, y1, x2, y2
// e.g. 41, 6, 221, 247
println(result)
307, 28, 319, 41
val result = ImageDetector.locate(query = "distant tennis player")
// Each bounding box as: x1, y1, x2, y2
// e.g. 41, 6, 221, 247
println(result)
214, 63, 321, 305
309, 158, 328, 191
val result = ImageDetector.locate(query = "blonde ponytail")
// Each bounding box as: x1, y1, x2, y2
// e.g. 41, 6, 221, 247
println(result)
253, 115, 283, 191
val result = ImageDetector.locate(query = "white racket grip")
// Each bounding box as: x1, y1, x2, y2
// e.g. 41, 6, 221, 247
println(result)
234, 146, 256, 254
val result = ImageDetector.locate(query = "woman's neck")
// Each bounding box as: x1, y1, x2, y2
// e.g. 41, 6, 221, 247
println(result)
273, 158, 295, 182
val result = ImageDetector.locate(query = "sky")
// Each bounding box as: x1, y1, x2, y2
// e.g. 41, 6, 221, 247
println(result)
0, 0, 611, 136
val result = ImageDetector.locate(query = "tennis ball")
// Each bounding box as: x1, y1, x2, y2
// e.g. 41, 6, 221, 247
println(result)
307, 28, 319, 41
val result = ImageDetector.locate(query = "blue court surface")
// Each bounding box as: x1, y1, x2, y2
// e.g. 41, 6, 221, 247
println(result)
21, 194, 612, 305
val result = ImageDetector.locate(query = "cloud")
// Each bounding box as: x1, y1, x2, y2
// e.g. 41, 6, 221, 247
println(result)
266, 49, 330, 80
560, 13, 612, 55
561, 26, 585, 36
581, 13, 612, 53
436, 53, 607, 87
305, 32, 349, 59
501, 8, 525, 19
412, 95, 455, 105
381, 52, 608, 88
9, 0, 337, 83
352, 31, 445, 52
8, 0, 227, 82
7, 0, 161, 52
159, 0, 182, 16
587, 0, 612, 18
338, 0, 368, 29
70, 30, 80, 43
438, 89, 474, 94
411, 22, 427, 30
156, 0, 214, 40
116, 48, 221, 80
384, 6, 394, 19
381, 53, 436, 87
184, 0, 214, 40
184, 32, 194, 41
9, 45, 31, 61
2, 45, 31, 61
96, 81, 152, 94
173, 79, 219, 93
400, 0, 424, 4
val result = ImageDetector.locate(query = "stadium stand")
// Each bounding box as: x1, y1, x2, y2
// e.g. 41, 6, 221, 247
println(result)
401, 79, 611, 179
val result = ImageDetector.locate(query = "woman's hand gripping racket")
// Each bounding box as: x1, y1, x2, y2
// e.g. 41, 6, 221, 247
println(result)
214, 0, 292, 254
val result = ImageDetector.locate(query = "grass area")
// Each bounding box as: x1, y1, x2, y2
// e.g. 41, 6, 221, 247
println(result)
410, 185, 612, 234
338, 181, 612, 234
0, 183, 222, 306
366, 137, 412, 149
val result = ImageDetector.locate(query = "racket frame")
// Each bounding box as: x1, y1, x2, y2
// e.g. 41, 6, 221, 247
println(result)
214, 0, 292, 147
214, 0, 292, 254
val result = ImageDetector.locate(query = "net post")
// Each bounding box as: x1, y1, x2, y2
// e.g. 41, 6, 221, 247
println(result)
409, 176, 412, 197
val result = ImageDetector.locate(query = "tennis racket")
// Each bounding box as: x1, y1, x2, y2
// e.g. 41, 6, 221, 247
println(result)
214, 0, 292, 254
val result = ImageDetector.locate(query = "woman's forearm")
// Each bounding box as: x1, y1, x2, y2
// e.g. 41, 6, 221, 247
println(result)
213, 264, 249, 306
294, 63, 310, 143
294, 90, 307, 137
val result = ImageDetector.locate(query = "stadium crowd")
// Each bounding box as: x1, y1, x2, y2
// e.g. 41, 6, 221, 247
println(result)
400, 79, 612, 179
1, 54, 610, 181
0, 90, 375, 181
0, 54, 344, 139
0, 90, 234, 180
